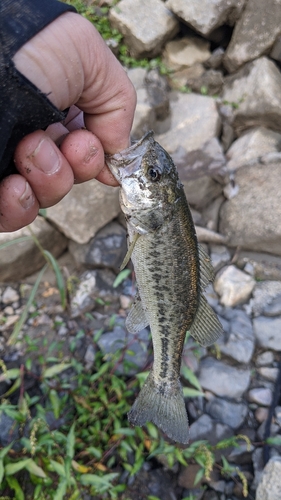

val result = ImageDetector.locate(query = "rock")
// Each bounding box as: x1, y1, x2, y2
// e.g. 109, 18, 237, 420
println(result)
205, 47, 225, 70
202, 196, 225, 232
183, 177, 222, 211
70, 269, 118, 317
178, 464, 204, 489
256, 351, 274, 367
199, 357, 251, 399
131, 88, 157, 139
255, 407, 269, 424
1, 287, 19, 304
236, 251, 281, 281
166, 0, 245, 37
84, 344, 96, 371
195, 227, 228, 245
226, 127, 281, 172
222, 58, 281, 135
227, 442, 254, 465
145, 69, 170, 122
127, 67, 147, 89
224, 0, 281, 72
97, 321, 150, 375
189, 69, 224, 96
214, 266, 255, 308
163, 36, 211, 71
252, 447, 264, 490
275, 406, 281, 426
256, 457, 281, 500
210, 245, 231, 272
0, 217, 67, 282
250, 281, 281, 317
217, 309, 255, 364
219, 162, 281, 255
253, 316, 281, 351
206, 397, 248, 429
258, 367, 279, 382
47, 180, 120, 244
248, 388, 273, 407
69, 221, 127, 274
156, 93, 221, 155
109, 0, 179, 58
189, 414, 233, 446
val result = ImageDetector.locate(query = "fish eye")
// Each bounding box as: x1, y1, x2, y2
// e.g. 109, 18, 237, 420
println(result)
147, 166, 161, 182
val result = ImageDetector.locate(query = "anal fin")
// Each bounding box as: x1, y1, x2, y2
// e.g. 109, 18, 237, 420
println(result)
190, 294, 223, 347
126, 292, 149, 333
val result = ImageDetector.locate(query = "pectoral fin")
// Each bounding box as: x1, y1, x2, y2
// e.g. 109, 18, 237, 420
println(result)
120, 232, 140, 270
126, 292, 149, 333
189, 294, 223, 347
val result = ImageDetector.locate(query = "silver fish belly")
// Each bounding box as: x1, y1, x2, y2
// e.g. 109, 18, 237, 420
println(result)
106, 132, 223, 444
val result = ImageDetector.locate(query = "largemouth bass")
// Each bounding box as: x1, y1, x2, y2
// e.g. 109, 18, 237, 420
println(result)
106, 132, 223, 444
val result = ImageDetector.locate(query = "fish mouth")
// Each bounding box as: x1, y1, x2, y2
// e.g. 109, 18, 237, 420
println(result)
105, 131, 154, 182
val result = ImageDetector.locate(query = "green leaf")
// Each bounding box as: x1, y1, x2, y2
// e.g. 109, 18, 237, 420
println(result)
49, 459, 66, 477
5, 458, 32, 475
80, 472, 119, 486
181, 365, 202, 391
146, 422, 159, 439
53, 478, 67, 500
182, 387, 205, 398
0, 377, 21, 398
113, 428, 136, 436
0, 459, 4, 485
49, 389, 61, 419
43, 363, 72, 379
266, 435, 281, 446
6, 476, 24, 500
0, 368, 20, 382
194, 467, 205, 485
0, 441, 14, 460
66, 423, 76, 459
113, 269, 131, 288
8, 264, 47, 345
44, 250, 66, 309
26, 459, 47, 478
0, 236, 32, 250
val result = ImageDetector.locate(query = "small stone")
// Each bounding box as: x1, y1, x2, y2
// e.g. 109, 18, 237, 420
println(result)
210, 245, 231, 272
2, 287, 19, 304
256, 457, 281, 500
275, 406, 281, 426
255, 407, 269, 424
199, 357, 251, 399
109, 0, 179, 58
178, 463, 204, 488
214, 265, 256, 307
70, 272, 97, 318
217, 309, 255, 364
3, 306, 14, 315
58, 325, 68, 337
0, 315, 19, 331
258, 367, 279, 382
97, 321, 150, 375
253, 316, 281, 351
248, 388, 273, 407
166, 0, 245, 37
206, 397, 248, 430
84, 344, 96, 370
119, 295, 132, 310
250, 281, 281, 317
163, 36, 211, 71
256, 351, 274, 367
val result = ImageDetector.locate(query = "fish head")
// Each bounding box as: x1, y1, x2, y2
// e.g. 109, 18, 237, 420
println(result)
106, 132, 181, 218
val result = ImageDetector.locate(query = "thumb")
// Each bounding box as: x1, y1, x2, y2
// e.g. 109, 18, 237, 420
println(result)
13, 12, 136, 154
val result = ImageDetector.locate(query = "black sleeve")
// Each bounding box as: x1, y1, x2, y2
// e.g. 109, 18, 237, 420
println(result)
0, 0, 77, 181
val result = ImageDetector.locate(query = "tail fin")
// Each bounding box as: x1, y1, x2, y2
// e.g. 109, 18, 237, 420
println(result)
128, 371, 189, 444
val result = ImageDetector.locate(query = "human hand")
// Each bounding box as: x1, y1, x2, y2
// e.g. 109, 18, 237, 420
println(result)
0, 11, 136, 232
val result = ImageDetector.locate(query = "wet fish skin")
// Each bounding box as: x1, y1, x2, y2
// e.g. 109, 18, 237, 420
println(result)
106, 132, 223, 444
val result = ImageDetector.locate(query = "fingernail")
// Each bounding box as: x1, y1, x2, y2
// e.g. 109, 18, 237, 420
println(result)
84, 144, 98, 164
19, 181, 35, 210
30, 138, 60, 174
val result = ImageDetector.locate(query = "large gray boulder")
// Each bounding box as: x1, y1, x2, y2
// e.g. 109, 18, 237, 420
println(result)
256, 457, 281, 500
224, 0, 281, 72
219, 160, 281, 255
0, 217, 67, 282
199, 357, 251, 398
166, 0, 245, 37
222, 57, 281, 135
46, 180, 120, 245
109, 0, 179, 58
226, 127, 281, 172
156, 93, 221, 155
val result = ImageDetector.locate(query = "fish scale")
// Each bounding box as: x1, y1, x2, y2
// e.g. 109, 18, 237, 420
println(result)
106, 131, 223, 444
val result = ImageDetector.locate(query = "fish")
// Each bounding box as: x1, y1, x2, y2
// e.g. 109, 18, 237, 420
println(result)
106, 132, 223, 444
